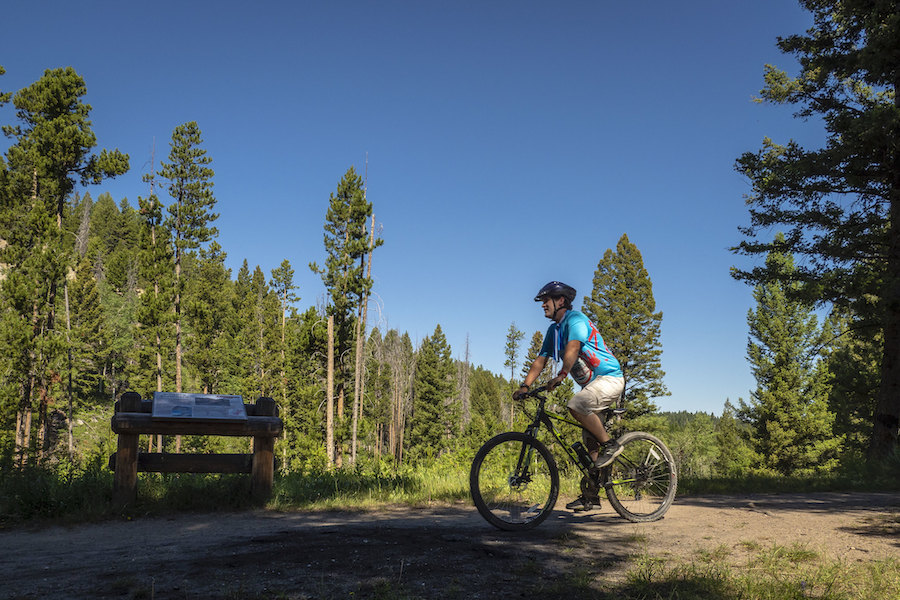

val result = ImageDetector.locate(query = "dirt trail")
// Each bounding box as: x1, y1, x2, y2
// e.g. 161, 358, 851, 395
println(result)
1, 493, 897, 599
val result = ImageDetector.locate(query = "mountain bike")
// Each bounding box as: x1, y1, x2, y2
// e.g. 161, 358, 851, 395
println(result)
469, 385, 677, 531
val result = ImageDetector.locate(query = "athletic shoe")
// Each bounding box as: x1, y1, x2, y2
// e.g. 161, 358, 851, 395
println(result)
565, 495, 600, 511
594, 440, 623, 468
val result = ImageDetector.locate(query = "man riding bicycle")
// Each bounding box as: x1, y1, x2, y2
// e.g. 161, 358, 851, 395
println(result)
514, 281, 625, 511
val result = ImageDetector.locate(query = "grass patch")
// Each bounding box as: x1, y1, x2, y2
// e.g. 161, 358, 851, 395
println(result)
678, 456, 900, 496
617, 556, 900, 600
2, 447, 899, 528
0, 456, 479, 527
611, 544, 900, 600
695, 543, 732, 564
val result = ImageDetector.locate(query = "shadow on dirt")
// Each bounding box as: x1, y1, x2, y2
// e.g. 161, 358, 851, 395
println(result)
183, 509, 645, 599
672, 492, 900, 514
837, 512, 900, 548
4, 495, 898, 599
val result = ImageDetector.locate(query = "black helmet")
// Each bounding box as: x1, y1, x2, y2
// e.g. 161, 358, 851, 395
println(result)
534, 281, 576, 303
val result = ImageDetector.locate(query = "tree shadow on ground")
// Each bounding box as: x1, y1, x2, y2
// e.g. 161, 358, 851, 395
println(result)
672, 491, 900, 515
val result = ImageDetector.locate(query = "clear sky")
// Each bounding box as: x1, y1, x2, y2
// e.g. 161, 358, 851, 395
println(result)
1, 1, 819, 415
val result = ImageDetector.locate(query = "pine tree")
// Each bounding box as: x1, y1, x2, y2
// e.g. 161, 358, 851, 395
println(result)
732, 1, 900, 459
236, 265, 280, 399
65, 257, 104, 456
309, 167, 379, 464
186, 242, 234, 395
504, 322, 524, 385
408, 325, 455, 458
159, 121, 217, 396
822, 308, 881, 454
583, 233, 667, 418
466, 367, 506, 441
0, 67, 128, 464
92, 197, 139, 406
743, 235, 842, 474
715, 400, 757, 476
502, 322, 524, 426
69, 258, 104, 405
270, 260, 299, 409
135, 191, 173, 397
363, 328, 393, 460
282, 307, 330, 471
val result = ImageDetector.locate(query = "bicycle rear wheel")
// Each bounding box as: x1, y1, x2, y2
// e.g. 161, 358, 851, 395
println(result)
470, 432, 559, 531
604, 431, 677, 523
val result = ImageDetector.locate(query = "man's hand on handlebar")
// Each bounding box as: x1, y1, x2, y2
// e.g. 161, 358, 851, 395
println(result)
546, 373, 566, 391
512, 384, 549, 401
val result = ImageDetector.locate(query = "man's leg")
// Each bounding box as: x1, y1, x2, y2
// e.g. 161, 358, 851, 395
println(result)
569, 409, 610, 447
568, 377, 626, 468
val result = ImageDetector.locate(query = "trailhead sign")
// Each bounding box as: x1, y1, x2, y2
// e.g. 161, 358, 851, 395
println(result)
151, 393, 248, 421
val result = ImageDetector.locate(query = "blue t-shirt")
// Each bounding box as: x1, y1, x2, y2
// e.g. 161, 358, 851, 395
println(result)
539, 310, 623, 386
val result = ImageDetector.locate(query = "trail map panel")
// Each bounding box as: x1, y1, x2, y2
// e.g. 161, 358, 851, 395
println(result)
151, 393, 248, 421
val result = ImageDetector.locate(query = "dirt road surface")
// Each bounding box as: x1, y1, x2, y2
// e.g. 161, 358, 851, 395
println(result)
2, 493, 898, 599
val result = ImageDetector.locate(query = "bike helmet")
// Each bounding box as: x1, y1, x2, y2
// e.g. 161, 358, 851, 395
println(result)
534, 281, 576, 303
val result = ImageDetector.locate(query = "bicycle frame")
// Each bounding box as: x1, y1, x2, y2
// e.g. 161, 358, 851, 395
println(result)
521, 390, 605, 477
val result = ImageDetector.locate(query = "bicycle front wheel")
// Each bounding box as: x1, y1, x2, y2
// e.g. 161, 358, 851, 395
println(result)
470, 432, 559, 531
604, 431, 677, 523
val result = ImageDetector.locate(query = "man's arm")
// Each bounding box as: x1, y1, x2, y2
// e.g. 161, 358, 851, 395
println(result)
522, 355, 548, 388
513, 355, 548, 400
547, 339, 581, 390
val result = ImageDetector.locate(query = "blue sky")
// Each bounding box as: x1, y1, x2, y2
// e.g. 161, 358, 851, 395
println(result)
1, 1, 819, 415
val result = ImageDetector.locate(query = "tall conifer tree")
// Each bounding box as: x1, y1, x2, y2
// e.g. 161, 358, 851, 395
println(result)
159, 121, 217, 396
822, 308, 881, 454
135, 191, 173, 397
732, 1, 900, 459
187, 242, 234, 395
270, 260, 299, 409
583, 233, 667, 417
743, 234, 841, 474
0, 67, 127, 463
502, 322, 524, 425
409, 325, 455, 457
310, 167, 378, 464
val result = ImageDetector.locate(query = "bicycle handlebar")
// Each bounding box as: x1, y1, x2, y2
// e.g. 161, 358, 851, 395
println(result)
517, 385, 549, 399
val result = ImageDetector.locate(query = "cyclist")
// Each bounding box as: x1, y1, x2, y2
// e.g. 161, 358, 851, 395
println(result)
514, 281, 625, 511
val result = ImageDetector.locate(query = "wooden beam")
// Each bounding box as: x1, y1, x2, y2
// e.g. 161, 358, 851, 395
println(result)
110, 414, 282, 437
109, 452, 253, 474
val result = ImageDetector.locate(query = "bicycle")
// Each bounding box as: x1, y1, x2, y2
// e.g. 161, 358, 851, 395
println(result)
469, 385, 677, 531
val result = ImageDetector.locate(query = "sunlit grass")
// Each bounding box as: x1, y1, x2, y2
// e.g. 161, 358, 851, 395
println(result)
620, 543, 900, 600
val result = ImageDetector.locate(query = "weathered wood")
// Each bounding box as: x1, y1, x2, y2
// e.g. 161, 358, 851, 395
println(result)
110, 393, 282, 503
251, 434, 275, 500
110, 452, 253, 473
111, 413, 283, 437
112, 392, 142, 507
251, 397, 277, 499
255, 396, 277, 417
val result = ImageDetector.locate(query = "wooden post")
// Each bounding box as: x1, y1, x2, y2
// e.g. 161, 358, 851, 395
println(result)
112, 391, 142, 507
251, 397, 277, 501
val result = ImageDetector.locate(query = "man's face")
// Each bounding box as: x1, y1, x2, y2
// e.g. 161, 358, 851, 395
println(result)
541, 296, 564, 319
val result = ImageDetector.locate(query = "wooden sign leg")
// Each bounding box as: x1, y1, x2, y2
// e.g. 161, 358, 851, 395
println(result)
112, 392, 143, 508
251, 397, 277, 501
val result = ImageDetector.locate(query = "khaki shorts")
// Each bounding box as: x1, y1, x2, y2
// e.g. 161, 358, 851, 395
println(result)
567, 375, 625, 416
